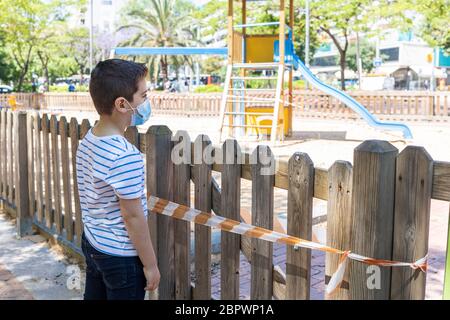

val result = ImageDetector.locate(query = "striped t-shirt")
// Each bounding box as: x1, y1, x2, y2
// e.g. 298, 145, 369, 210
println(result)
75, 128, 147, 257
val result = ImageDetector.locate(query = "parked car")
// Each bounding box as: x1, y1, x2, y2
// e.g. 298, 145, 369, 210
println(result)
0, 85, 13, 94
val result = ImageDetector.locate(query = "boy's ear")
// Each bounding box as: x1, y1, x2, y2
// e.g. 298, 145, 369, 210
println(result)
114, 97, 128, 114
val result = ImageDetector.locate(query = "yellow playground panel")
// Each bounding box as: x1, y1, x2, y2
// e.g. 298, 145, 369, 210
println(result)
245, 35, 278, 64
241, 34, 293, 137
244, 104, 291, 136
219, 0, 296, 142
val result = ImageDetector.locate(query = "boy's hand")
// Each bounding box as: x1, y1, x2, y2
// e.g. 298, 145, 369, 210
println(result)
143, 264, 160, 291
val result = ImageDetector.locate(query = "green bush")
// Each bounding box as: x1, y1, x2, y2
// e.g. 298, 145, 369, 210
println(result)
76, 85, 89, 92
194, 84, 223, 93
292, 80, 306, 90
49, 84, 89, 92
245, 79, 274, 89
49, 85, 68, 92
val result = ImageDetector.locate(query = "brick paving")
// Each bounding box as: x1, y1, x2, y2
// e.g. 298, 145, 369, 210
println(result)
0, 199, 447, 300
0, 195, 447, 300
210, 199, 449, 300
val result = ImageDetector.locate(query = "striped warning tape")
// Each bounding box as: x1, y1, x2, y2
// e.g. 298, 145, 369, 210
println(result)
148, 195, 428, 296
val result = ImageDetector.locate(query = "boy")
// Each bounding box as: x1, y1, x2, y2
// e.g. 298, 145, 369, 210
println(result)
76, 59, 160, 300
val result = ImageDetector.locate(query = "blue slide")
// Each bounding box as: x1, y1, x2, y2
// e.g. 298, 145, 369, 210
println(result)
274, 40, 413, 139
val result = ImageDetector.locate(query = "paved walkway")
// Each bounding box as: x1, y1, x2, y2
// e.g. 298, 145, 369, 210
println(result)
0, 263, 33, 300
0, 212, 83, 300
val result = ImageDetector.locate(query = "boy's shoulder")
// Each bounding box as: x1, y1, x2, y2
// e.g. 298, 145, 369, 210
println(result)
80, 129, 141, 162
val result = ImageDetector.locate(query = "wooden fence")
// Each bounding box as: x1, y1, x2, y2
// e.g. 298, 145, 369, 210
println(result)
1, 91, 449, 121
1, 108, 450, 299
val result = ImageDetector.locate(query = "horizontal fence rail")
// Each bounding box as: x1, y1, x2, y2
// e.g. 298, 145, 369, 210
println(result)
1, 91, 449, 120
0, 109, 450, 300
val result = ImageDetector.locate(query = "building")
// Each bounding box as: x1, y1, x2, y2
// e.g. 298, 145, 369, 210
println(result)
310, 30, 449, 91
84, 0, 127, 32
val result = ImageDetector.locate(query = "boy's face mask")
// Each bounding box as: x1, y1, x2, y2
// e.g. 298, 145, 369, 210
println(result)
124, 98, 152, 126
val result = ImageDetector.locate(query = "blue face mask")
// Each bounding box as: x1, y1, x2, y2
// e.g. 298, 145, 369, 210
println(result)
126, 99, 152, 126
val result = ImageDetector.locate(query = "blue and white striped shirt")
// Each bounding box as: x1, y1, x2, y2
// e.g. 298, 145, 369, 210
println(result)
76, 128, 147, 257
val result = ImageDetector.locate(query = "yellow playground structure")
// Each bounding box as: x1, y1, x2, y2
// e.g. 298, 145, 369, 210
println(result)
218, 0, 296, 143
218, 0, 413, 143
111, 1, 412, 143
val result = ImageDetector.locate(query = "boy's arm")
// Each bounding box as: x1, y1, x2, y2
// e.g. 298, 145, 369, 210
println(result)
120, 198, 158, 271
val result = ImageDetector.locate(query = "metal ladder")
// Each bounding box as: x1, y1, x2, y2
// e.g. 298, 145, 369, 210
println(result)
218, 62, 288, 143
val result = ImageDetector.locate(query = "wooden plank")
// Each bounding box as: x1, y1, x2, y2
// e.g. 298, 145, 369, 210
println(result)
325, 160, 352, 300
432, 161, 450, 202
34, 113, 44, 222
391, 146, 433, 299
250, 145, 274, 299
15, 112, 32, 237
349, 140, 398, 300
186, 141, 449, 205
193, 134, 212, 299
444, 205, 450, 300
211, 146, 329, 200
220, 139, 241, 300
124, 126, 139, 146
50, 115, 62, 235
80, 119, 91, 139
147, 125, 175, 299
60, 117, 73, 242
286, 152, 313, 299
210, 172, 288, 300
145, 127, 158, 272
444, 95, 449, 116
7, 110, 13, 205
172, 130, 191, 300
70, 118, 83, 246
42, 114, 52, 228
26, 113, 35, 217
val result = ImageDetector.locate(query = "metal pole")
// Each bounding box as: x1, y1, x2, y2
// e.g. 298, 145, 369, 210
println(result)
195, 26, 200, 86
89, 0, 94, 73
305, 0, 310, 90
431, 49, 436, 91
356, 32, 362, 89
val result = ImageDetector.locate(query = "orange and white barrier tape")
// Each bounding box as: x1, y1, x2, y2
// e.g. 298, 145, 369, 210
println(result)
148, 195, 428, 296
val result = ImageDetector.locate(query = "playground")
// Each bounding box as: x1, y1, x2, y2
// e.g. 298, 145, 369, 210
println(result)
0, 0, 450, 302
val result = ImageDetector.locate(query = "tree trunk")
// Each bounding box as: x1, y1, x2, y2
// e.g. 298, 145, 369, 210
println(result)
320, 27, 349, 91
339, 51, 347, 91
161, 56, 168, 83
356, 32, 363, 90
16, 46, 33, 92
17, 72, 26, 92
44, 67, 49, 91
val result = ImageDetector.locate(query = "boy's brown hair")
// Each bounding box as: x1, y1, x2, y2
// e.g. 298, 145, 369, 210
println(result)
89, 59, 148, 115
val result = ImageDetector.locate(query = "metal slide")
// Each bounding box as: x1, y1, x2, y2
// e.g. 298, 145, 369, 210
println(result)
292, 55, 413, 139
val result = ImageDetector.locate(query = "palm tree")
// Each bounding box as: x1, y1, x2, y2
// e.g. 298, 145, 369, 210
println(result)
117, 0, 200, 84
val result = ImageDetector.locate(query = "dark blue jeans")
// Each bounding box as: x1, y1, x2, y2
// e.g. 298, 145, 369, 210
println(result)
81, 233, 146, 300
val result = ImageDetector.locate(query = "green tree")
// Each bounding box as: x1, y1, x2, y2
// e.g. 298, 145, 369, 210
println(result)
310, 0, 374, 90
414, 0, 450, 54
345, 39, 376, 74
0, 36, 19, 84
310, 0, 413, 90
64, 26, 91, 82
0, 0, 78, 91
194, 0, 320, 67
118, 0, 199, 83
